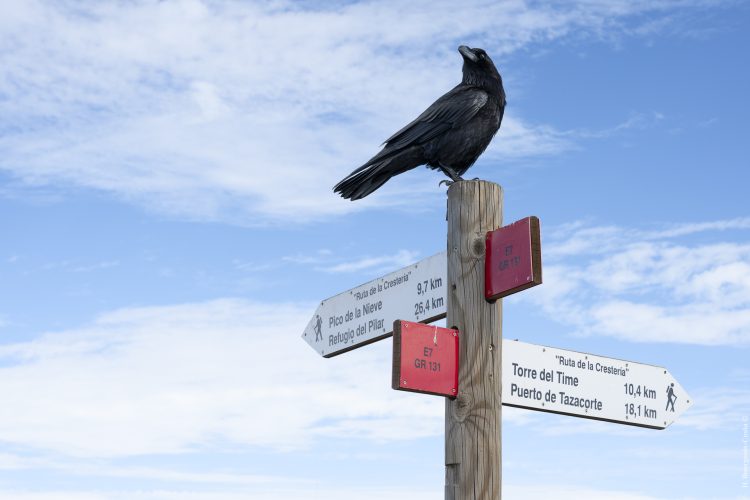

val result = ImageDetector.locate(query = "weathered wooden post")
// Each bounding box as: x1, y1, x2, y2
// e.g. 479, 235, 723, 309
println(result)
445, 180, 503, 499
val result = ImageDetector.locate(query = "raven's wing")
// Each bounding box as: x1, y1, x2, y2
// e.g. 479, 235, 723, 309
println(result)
334, 85, 489, 200
354, 85, 489, 169
383, 85, 488, 149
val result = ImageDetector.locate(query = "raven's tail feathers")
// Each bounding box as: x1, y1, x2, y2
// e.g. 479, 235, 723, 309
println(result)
333, 160, 393, 200
334, 150, 422, 200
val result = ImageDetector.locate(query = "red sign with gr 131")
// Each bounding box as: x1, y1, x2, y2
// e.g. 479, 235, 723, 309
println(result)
485, 216, 542, 302
392, 320, 459, 398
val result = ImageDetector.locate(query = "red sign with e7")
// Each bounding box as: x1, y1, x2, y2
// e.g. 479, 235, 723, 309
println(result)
392, 320, 458, 398
485, 216, 542, 302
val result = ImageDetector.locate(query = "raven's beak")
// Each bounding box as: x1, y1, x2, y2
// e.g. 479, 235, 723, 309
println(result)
458, 45, 478, 63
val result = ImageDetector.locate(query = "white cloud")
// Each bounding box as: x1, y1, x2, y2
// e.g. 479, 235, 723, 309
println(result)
233, 248, 421, 278
0, 483, 701, 500
0, 0, 718, 223
0, 295, 741, 497
316, 249, 420, 274
0, 487, 440, 500
675, 386, 750, 431
523, 218, 750, 345
504, 484, 678, 500
557, 111, 666, 140
545, 217, 750, 257
0, 298, 443, 458
281, 249, 333, 266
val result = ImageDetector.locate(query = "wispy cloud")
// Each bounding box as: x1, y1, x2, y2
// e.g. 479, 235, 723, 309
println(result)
504, 484, 678, 500
0, 295, 741, 498
676, 386, 750, 430
522, 217, 750, 345
316, 249, 420, 274
0, 484, 698, 500
0, 1, 721, 223
0, 453, 294, 486
70, 260, 120, 273
281, 249, 333, 266
546, 216, 750, 257
232, 248, 419, 277
560, 111, 666, 140
0, 298, 443, 457
0, 487, 440, 500
17, 259, 121, 275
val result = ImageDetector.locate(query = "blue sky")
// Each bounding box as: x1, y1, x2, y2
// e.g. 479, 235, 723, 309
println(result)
1, 0, 749, 498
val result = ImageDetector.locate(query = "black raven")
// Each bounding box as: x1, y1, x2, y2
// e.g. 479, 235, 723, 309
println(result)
334, 45, 506, 200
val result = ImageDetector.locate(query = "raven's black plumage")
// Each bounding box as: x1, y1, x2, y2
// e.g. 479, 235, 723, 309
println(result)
334, 45, 506, 200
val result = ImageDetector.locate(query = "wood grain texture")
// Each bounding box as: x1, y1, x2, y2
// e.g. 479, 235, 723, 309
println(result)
530, 216, 542, 286
445, 180, 503, 500
392, 320, 404, 391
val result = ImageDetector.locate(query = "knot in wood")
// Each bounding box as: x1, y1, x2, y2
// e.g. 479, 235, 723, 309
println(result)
451, 392, 473, 422
470, 236, 485, 258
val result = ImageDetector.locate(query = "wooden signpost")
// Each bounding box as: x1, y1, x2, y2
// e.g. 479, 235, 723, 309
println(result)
302, 179, 693, 500
444, 181, 503, 500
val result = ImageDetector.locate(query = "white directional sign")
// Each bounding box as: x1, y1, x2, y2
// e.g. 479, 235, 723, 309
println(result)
502, 340, 692, 429
303, 252, 447, 357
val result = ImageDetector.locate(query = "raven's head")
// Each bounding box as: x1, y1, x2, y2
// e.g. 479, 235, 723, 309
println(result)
458, 46, 504, 97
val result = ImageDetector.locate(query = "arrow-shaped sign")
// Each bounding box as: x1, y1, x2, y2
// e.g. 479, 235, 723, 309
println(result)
303, 252, 447, 357
502, 340, 692, 429
303, 217, 546, 358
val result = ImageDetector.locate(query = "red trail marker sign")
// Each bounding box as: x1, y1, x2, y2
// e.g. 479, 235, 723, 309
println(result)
392, 320, 459, 398
485, 216, 542, 301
